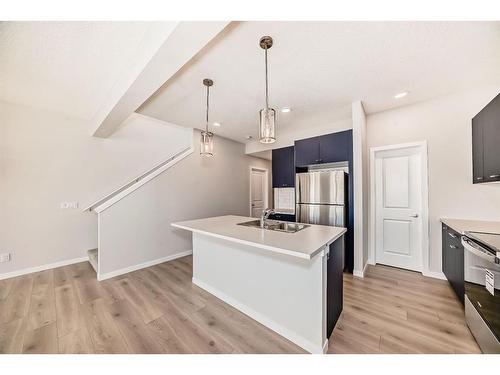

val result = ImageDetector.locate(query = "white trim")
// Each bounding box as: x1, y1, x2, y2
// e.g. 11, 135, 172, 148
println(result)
88, 147, 194, 213
0, 256, 88, 281
248, 166, 269, 217
192, 277, 324, 354
322, 339, 329, 354
353, 261, 369, 278
97, 250, 192, 281
369, 141, 430, 275
422, 270, 447, 280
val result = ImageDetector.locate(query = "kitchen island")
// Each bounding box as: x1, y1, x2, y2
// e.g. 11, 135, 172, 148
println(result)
171, 215, 346, 354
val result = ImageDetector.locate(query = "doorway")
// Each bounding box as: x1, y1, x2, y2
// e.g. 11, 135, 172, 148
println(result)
370, 142, 429, 273
249, 167, 269, 218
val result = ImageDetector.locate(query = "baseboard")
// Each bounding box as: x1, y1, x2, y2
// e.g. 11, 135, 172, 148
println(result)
0, 256, 88, 281
192, 277, 324, 354
97, 250, 192, 281
422, 270, 447, 280
322, 339, 329, 354
353, 261, 369, 278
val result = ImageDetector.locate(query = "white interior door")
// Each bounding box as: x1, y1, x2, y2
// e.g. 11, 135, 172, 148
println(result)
250, 169, 266, 218
374, 146, 423, 272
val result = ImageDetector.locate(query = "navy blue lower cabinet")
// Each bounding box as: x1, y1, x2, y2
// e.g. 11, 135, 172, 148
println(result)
327, 236, 344, 338
269, 213, 295, 222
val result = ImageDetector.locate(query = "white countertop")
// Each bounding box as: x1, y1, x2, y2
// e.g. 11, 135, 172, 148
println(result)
440, 218, 500, 235
171, 215, 346, 260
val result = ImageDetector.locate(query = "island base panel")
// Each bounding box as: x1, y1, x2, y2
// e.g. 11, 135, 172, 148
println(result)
192, 233, 328, 354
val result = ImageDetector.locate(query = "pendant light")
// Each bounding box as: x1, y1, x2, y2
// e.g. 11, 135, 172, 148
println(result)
200, 78, 214, 157
259, 36, 276, 144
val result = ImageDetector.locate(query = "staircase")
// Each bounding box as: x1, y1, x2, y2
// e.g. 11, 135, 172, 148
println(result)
83, 145, 194, 279
87, 248, 98, 272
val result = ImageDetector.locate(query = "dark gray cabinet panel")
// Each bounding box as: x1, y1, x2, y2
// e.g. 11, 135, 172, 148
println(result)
472, 93, 500, 184
482, 94, 500, 182
442, 224, 464, 304
472, 115, 484, 183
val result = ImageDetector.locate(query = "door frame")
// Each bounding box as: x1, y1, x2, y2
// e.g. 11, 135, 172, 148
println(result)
249, 166, 269, 217
368, 141, 430, 275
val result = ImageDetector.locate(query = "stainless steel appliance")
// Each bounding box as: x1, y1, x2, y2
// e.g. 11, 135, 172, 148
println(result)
462, 231, 500, 353
295, 170, 347, 227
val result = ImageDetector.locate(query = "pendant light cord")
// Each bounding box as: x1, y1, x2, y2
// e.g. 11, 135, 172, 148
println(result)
265, 46, 269, 109
206, 84, 210, 132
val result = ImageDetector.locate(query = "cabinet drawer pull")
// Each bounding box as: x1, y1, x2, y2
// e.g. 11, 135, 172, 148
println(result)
449, 245, 458, 249
476, 177, 483, 180
490, 174, 500, 178
448, 232, 457, 239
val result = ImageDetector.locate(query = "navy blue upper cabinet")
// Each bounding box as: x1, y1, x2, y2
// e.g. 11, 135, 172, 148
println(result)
295, 130, 353, 166
319, 130, 352, 163
294, 137, 320, 166
272, 146, 295, 187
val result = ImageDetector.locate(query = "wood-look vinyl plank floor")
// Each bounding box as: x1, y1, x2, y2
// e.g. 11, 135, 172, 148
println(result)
0, 257, 480, 354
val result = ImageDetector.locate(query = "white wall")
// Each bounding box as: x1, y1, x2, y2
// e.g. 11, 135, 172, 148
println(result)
0, 101, 190, 277
98, 130, 270, 277
352, 101, 368, 276
366, 85, 500, 274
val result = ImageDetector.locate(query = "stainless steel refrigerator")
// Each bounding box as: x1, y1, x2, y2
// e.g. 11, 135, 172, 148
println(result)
296, 170, 347, 227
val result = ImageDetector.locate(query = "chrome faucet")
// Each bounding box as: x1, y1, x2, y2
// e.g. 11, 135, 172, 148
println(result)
260, 208, 275, 228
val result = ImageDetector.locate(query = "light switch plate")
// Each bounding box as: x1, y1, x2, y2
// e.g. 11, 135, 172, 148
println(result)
60, 202, 79, 209
0, 253, 11, 263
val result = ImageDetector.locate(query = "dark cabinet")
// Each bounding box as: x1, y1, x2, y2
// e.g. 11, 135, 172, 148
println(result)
472, 115, 484, 183
272, 146, 295, 188
319, 131, 352, 163
472, 93, 500, 184
294, 130, 353, 167
327, 236, 344, 338
268, 213, 295, 222
442, 224, 464, 304
294, 137, 320, 166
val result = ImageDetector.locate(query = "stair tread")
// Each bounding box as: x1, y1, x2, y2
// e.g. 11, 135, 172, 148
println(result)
87, 248, 98, 272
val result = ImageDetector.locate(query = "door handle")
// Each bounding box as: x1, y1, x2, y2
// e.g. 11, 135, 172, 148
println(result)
410, 213, 419, 218
448, 232, 457, 239
449, 245, 458, 249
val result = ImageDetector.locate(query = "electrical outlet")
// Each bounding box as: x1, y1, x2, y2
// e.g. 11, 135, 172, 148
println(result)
60, 202, 79, 209
0, 253, 11, 263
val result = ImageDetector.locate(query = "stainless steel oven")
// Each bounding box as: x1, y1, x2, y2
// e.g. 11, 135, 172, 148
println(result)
462, 232, 500, 353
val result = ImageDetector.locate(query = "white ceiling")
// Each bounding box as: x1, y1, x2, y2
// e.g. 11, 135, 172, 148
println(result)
0, 21, 176, 120
138, 21, 500, 143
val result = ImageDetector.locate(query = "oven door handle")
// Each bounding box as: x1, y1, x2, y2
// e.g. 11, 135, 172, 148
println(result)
462, 237, 497, 263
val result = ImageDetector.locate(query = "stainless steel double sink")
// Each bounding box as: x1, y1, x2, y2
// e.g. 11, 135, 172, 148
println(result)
237, 219, 309, 233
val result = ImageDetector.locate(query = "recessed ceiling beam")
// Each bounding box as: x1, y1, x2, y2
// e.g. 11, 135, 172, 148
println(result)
92, 21, 231, 138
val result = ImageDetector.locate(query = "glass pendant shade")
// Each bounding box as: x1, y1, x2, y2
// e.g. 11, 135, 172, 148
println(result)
200, 130, 214, 157
259, 107, 276, 144
200, 78, 214, 157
